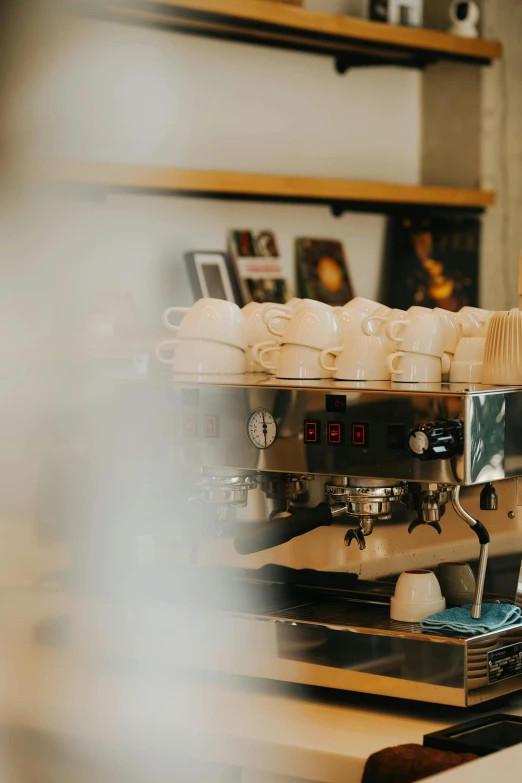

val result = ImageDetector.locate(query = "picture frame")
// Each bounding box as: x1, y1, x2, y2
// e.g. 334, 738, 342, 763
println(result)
295, 237, 355, 306
184, 251, 241, 304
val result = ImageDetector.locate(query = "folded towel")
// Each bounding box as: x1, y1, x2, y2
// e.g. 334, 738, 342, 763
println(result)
421, 603, 522, 635
361, 743, 477, 783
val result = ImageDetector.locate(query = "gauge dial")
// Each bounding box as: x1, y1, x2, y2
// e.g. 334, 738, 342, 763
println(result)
247, 409, 277, 450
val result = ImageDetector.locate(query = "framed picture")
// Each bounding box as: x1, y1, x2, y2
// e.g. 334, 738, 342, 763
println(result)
184, 252, 241, 304
295, 238, 355, 306
383, 213, 480, 311
227, 229, 289, 305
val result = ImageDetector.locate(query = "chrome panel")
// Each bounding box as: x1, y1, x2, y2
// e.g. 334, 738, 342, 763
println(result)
168, 376, 522, 485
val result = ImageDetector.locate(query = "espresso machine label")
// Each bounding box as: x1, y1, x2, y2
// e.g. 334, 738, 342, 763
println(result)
488, 643, 522, 684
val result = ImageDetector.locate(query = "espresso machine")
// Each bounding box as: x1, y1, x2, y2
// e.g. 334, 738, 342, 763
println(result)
163, 373, 522, 707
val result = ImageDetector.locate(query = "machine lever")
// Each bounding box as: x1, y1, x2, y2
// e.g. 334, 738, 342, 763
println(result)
234, 502, 335, 555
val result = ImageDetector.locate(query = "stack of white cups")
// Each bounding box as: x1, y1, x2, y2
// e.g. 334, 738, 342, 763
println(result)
157, 298, 247, 373
385, 306, 450, 383
254, 300, 341, 380
450, 306, 490, 383
242, 302, 287, 372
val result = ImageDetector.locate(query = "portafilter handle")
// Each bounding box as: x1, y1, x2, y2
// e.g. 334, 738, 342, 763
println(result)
234, 502, 345, 555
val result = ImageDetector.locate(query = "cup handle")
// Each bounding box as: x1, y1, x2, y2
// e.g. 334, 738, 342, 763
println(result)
319, 346, 342, 372
262, 304, 290, 326
385, 352, 403, 374
156, 339, 179, 364
441, 353, 451, 375
258, 344, 281, 371
361, 314, 386, 336
251, 340, 276, 364
386, 319, 409, 343
162, 306, 189, 332
266, 312, 291, 338
461, 321, 472, 337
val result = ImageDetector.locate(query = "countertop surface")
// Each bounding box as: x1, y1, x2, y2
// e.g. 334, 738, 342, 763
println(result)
2, 589, 522, 783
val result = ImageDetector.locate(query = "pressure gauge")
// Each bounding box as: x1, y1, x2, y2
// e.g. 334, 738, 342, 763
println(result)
246, 409, 277, 450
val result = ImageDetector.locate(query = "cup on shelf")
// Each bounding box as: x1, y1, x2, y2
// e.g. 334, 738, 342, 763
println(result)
256, 342, 331, 380
435, 562, 476, 607
162, 298, 247, 350
334, 307, 367, 339
242, 302, 287, 370
458, 307, 491, 338
362, 308, 407, 351
385, 306, 445, 357
156, 338, 246, 374
434, 308, 462, 355
343, 297, 382, 316
386, 352, 451, 383
320, 335, 390, 381
390, 570, 446, 623
449, 337, 485, 383
266, 301, 340, 350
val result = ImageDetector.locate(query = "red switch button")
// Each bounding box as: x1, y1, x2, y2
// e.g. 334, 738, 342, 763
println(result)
304, 420, 321, 445
352, 423, 368, 447
205, 415, 219, 438
328, 422, 343, 445
183, 413, 197, 436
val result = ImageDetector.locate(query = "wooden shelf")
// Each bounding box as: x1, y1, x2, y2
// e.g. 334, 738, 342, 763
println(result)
76, 0, 501, 70
38, 160, 495, 214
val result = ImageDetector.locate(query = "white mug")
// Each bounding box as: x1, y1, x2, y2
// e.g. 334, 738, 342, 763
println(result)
434, 308, 461, 354
242, 302, 286, 347
257, 343, 331, 380
458, 307, 491, 338
266, 303, 340, 350
385, 306, 445, 357
333, 307, 366, 339
320, 336, 390, 381
343, 297, 382, 316
156, 338, 246, 374
386, 351, 450, 383
390, 569, 446, 622
452, 336, 486, 363
162, 298, 247, 350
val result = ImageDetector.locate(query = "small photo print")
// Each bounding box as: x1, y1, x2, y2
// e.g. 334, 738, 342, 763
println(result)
295, 238, 354, 306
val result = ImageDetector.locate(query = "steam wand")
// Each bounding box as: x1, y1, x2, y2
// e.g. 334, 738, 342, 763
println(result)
451, 486, 490, 620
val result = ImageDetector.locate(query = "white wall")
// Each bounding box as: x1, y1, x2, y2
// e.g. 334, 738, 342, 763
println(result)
33, 17, 421, 321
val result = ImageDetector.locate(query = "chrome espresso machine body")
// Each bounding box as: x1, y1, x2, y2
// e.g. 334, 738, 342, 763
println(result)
170, 374, 522, 707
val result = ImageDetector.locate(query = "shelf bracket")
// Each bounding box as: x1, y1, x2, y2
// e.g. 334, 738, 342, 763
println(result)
334, 52, 439, 75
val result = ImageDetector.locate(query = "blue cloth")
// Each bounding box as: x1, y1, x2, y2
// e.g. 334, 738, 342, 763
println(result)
421, 603, 522, 635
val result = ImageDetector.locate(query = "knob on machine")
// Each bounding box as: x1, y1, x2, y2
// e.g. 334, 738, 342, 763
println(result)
409, 419, 464, 461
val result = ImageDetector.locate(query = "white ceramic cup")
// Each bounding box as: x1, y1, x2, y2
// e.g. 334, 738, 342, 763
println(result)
449, 337, 485, 383
452, 336, 486, 363
266, 302, 340, 350
435, 562, 476, 606
257, 343, 331, 379
242, 302, 287, 346
162, 298, 247, 350
343, 297, 382, 316
458, 307, 491, 338
434, 308, 461, 354
390, 569, 446, 623
386, 351, 450, 383
320, 335, 390, 381
156, 338, 246, 374
334, 307, 366, 339
385, 306, 445, 357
